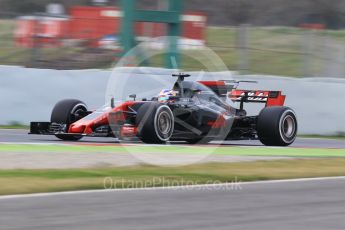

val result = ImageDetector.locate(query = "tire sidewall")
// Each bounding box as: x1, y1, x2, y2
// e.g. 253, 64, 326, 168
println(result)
136, 103, 174, 143
153, 105, 174, 142
278, 109, 298, 145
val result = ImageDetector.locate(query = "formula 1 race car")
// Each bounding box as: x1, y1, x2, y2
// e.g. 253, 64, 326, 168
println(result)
30, 73, 297, 146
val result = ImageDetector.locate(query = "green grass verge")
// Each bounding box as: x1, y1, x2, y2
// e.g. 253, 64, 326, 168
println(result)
0, 143, 345, 157
1, 159, 345, 195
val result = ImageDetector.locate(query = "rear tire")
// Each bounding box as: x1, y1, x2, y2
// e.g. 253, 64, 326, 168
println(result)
51, 99, 87, 141
136, 103, 174, 144
257, 106, 297, 146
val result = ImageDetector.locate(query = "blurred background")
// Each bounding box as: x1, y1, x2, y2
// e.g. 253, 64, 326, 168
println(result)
1, 0, 345, 77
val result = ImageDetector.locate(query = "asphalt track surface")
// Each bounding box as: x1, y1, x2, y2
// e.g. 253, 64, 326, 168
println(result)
1, 177, 345, 230
1, 129, 345, 148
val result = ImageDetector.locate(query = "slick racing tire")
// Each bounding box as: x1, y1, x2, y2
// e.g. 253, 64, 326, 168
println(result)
51, 99, 87, 141
257, 106, 297, 146
136, 103, 174, 144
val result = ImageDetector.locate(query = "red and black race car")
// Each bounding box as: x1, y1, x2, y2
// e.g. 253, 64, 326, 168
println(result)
30, 73, 297, 146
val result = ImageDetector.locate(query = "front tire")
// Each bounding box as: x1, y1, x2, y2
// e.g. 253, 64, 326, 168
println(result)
136, 103, 174, 144
51, 99, 87, 141
257, 106, 297, 146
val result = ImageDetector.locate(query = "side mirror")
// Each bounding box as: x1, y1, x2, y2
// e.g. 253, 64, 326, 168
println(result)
129, 94, 137, 101
192, 89, 202, 94
110, 98, 115, 108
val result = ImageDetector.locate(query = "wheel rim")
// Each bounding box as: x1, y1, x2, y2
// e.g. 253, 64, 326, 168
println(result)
153, 105, 174, 142
70, 104, 87, 123
157, 111, 172, 135
281, 115, 296, 139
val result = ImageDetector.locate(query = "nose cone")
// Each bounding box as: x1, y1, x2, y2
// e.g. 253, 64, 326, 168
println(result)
69, 122, 86, 133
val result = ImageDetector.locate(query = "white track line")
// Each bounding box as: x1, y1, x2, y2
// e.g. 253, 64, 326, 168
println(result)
0, 141, 331, 150
0, 141, 261, 148
1, 176, 345, 200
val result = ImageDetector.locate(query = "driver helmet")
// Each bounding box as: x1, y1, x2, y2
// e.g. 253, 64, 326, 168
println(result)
158, 89, 177, 102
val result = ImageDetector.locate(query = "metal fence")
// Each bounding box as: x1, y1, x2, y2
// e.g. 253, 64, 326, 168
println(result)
233, 24, 345, 78
1, 11, 345, 77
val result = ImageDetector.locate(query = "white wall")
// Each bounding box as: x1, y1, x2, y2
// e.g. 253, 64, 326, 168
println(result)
0, 66, 109, 125
1, 66, 344, 135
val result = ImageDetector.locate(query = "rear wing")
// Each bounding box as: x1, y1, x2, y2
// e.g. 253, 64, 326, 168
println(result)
230, 90, 286, 107
199, 80, 286, 107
